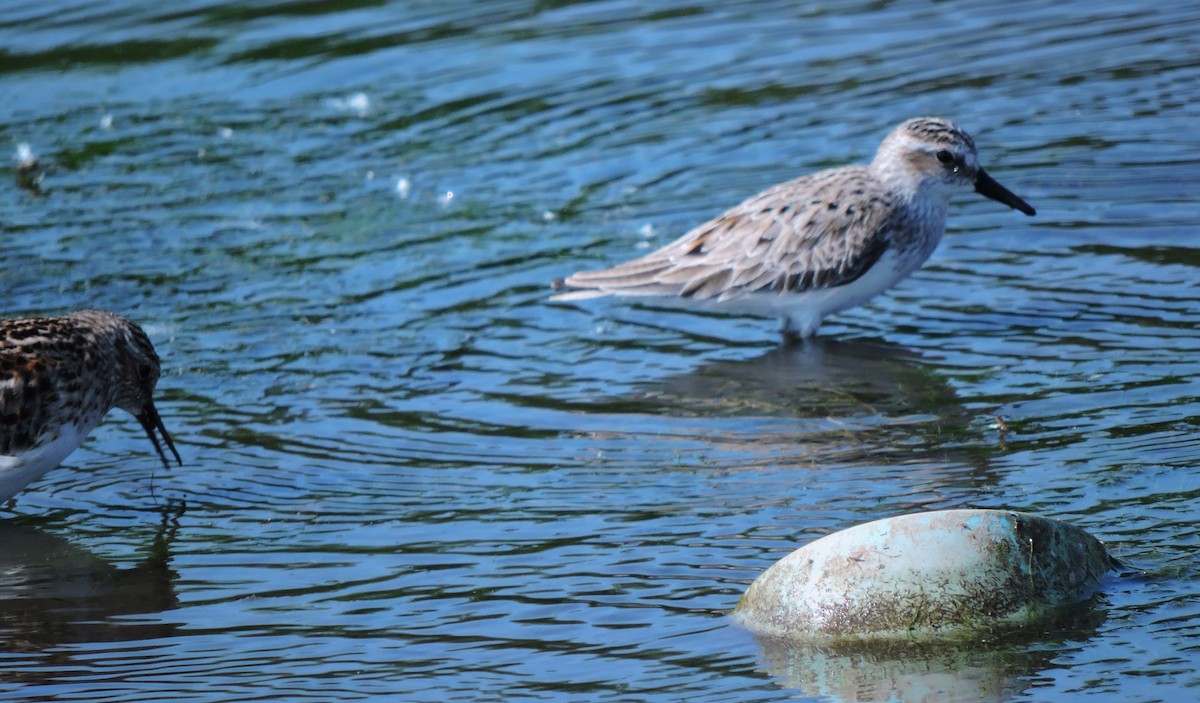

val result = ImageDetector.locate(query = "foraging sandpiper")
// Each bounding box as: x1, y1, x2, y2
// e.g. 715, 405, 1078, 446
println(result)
0, 310, 181, 503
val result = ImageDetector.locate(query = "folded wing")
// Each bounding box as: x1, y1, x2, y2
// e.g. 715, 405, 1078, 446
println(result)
553, 167, 899, 303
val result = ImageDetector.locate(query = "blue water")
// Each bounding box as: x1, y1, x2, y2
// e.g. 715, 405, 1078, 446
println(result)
1, 1, 1199, 701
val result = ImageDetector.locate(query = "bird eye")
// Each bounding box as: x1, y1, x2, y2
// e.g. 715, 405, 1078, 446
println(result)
935, 150, 955, 165
137, 363, 153, 380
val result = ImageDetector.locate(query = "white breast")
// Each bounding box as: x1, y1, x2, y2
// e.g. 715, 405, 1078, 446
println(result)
702, 248, 925, 336
0, 425, 89, 503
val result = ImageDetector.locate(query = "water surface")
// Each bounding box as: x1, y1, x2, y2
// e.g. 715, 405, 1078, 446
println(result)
1, 1, 1199, 701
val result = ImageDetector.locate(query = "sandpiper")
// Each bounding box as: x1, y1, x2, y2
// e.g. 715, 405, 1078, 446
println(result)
0, 310, 181, 503
552, 117, 1035, 339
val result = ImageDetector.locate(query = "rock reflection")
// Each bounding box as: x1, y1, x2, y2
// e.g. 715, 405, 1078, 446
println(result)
753, 605, 1105, 703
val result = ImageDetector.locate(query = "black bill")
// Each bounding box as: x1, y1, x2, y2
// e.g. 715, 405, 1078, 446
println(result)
137, 400, 183, 468
975, 168, 1036, 216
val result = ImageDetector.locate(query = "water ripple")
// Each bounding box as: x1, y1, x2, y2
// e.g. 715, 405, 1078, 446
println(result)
2, 1, 1200, 701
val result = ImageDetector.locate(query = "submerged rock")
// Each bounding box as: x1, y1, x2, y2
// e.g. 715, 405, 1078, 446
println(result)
733, 509, 1116, 640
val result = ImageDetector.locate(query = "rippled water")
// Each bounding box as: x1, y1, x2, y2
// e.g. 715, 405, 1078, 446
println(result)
1, 1, 1199, 701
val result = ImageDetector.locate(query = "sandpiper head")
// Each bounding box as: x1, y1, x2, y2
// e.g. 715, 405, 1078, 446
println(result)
873, 117, 1036, 216
75, 310, 183, 469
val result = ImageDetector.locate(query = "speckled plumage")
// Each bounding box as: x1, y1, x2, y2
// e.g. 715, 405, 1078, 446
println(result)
552, 117, 1036, 338
0, 310, 180, 503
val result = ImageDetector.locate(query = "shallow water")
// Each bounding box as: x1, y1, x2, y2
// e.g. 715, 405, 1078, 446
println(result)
1, 1, 1199, 701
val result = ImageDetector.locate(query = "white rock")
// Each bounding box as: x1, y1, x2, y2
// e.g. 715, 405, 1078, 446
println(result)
732, 509, 1115, 640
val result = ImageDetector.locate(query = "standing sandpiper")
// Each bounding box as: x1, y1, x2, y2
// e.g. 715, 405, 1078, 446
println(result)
552, 117, 1036, 339
0, 310, 181, 503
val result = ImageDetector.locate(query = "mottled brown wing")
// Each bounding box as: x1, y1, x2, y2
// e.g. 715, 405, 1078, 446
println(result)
0, 353, 57, 455
0, 317, 64, 455
554, 166, 898, 302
